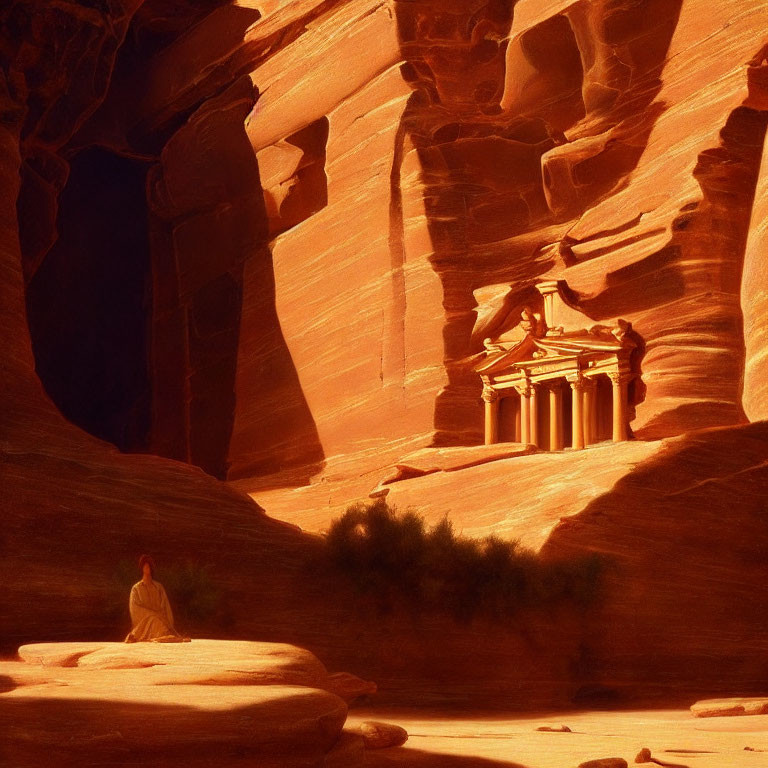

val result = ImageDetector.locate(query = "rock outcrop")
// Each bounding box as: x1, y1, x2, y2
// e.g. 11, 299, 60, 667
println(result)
0, 640, 356, 767
691, 697, 768, 719
357, 720, 409, 749
0, 0, 331, 664
541, 421, 768, 698
257, 421, 768, 703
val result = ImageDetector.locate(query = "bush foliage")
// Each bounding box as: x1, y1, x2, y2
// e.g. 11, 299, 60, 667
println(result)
325, 498, 604, 622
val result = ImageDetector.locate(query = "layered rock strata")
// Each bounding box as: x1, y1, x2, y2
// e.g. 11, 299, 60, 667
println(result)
10, 0, 767, 488
0, 640, 360, 767
0, 0, 327, 660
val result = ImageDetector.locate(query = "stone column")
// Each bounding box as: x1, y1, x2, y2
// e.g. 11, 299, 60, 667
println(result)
482, 386, 499, 445
529, 384, 539, 447
610, 372, 628, 442
518, 385, 531, 444
583, 378, 596, 446
549, 383, 563, 451
569, 376, 585, 450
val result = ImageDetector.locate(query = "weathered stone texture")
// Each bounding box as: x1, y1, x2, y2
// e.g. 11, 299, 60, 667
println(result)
3, 0, 768, 712
9, 0, 764, 486
1, 640, 353, 767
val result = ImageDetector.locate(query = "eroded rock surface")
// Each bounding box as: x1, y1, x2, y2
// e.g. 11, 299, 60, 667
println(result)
692, 698, 768, 719
6, 0, 766, 491
541, 421, 768, 697
358, 720, 409, 749
1, 640, 354, 767
17, 640, 329, 685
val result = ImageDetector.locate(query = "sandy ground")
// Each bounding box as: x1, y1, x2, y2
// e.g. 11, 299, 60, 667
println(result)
348, 708, 768, 767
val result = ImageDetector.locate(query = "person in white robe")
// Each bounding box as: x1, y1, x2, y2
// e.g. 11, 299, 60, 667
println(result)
125, 555, 189, 643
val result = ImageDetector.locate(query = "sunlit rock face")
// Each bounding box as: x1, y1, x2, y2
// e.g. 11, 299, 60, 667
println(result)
7, 0, 767, 486
236, 0, 768, 484
742, 124, 768, 422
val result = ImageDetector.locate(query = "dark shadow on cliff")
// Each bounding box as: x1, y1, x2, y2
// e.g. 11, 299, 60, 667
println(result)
24, 148, 154, 455
14, 3, 327, 483
539, 420, 768, 700
19, 81, 326, 483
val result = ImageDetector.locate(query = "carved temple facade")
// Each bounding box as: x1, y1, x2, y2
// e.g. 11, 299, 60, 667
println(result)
475, 281, 639, 451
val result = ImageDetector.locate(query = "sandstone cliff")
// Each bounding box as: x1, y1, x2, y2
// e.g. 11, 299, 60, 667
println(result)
2, 0, 768, 709
7, 0, 767, 484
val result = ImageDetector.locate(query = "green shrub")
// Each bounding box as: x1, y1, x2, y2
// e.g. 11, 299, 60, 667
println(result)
324, 499, 604, 623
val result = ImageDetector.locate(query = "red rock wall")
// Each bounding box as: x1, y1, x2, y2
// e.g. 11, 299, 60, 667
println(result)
4, 0, 768, 708
243, 1, 448, 475
541, 421, 768, 697
0, 0, 323, 655
742, 114, 768, 421
201, 0, 768, 482
146, 76, 328, 480
16, 0, 762, 487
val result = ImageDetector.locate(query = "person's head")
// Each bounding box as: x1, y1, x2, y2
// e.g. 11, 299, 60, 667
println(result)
139, 554, 156, 579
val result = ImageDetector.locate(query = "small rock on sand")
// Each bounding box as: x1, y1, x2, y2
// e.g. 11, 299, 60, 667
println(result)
537, 725, 572, 732
359, 721, 409, 749
578, 760, 628, 768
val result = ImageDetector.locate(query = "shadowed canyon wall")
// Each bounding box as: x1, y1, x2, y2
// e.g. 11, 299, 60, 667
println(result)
0, 0, 324, 656
26, 148, 153, 453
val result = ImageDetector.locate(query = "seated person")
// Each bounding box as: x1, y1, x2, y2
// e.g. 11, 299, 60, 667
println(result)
125, 555, 189, 643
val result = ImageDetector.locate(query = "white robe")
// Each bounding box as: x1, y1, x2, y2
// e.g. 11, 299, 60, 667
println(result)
125, 580, 184, 642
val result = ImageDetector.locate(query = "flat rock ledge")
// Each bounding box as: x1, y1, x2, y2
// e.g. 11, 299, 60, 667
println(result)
691, 696, 768, 718
369, 444, 538, 497
1, 639, 382, 767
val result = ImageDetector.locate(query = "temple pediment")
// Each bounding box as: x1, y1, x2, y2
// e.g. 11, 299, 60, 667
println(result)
477, 324, 634, 376
476, 281, 635, 378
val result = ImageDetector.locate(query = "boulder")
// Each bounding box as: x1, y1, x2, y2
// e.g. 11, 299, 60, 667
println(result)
2, 682, 346, 751
1, 640, 361, 767
16, 640, 383, 702
578, 760, 628, 768
691, 697, 768, 718
326, 671, 377, 702
358, 720, 409, 749
18, 639, 329, 687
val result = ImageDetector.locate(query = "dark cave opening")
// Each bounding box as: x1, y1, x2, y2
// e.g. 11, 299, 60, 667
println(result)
25, 147, 153, 453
